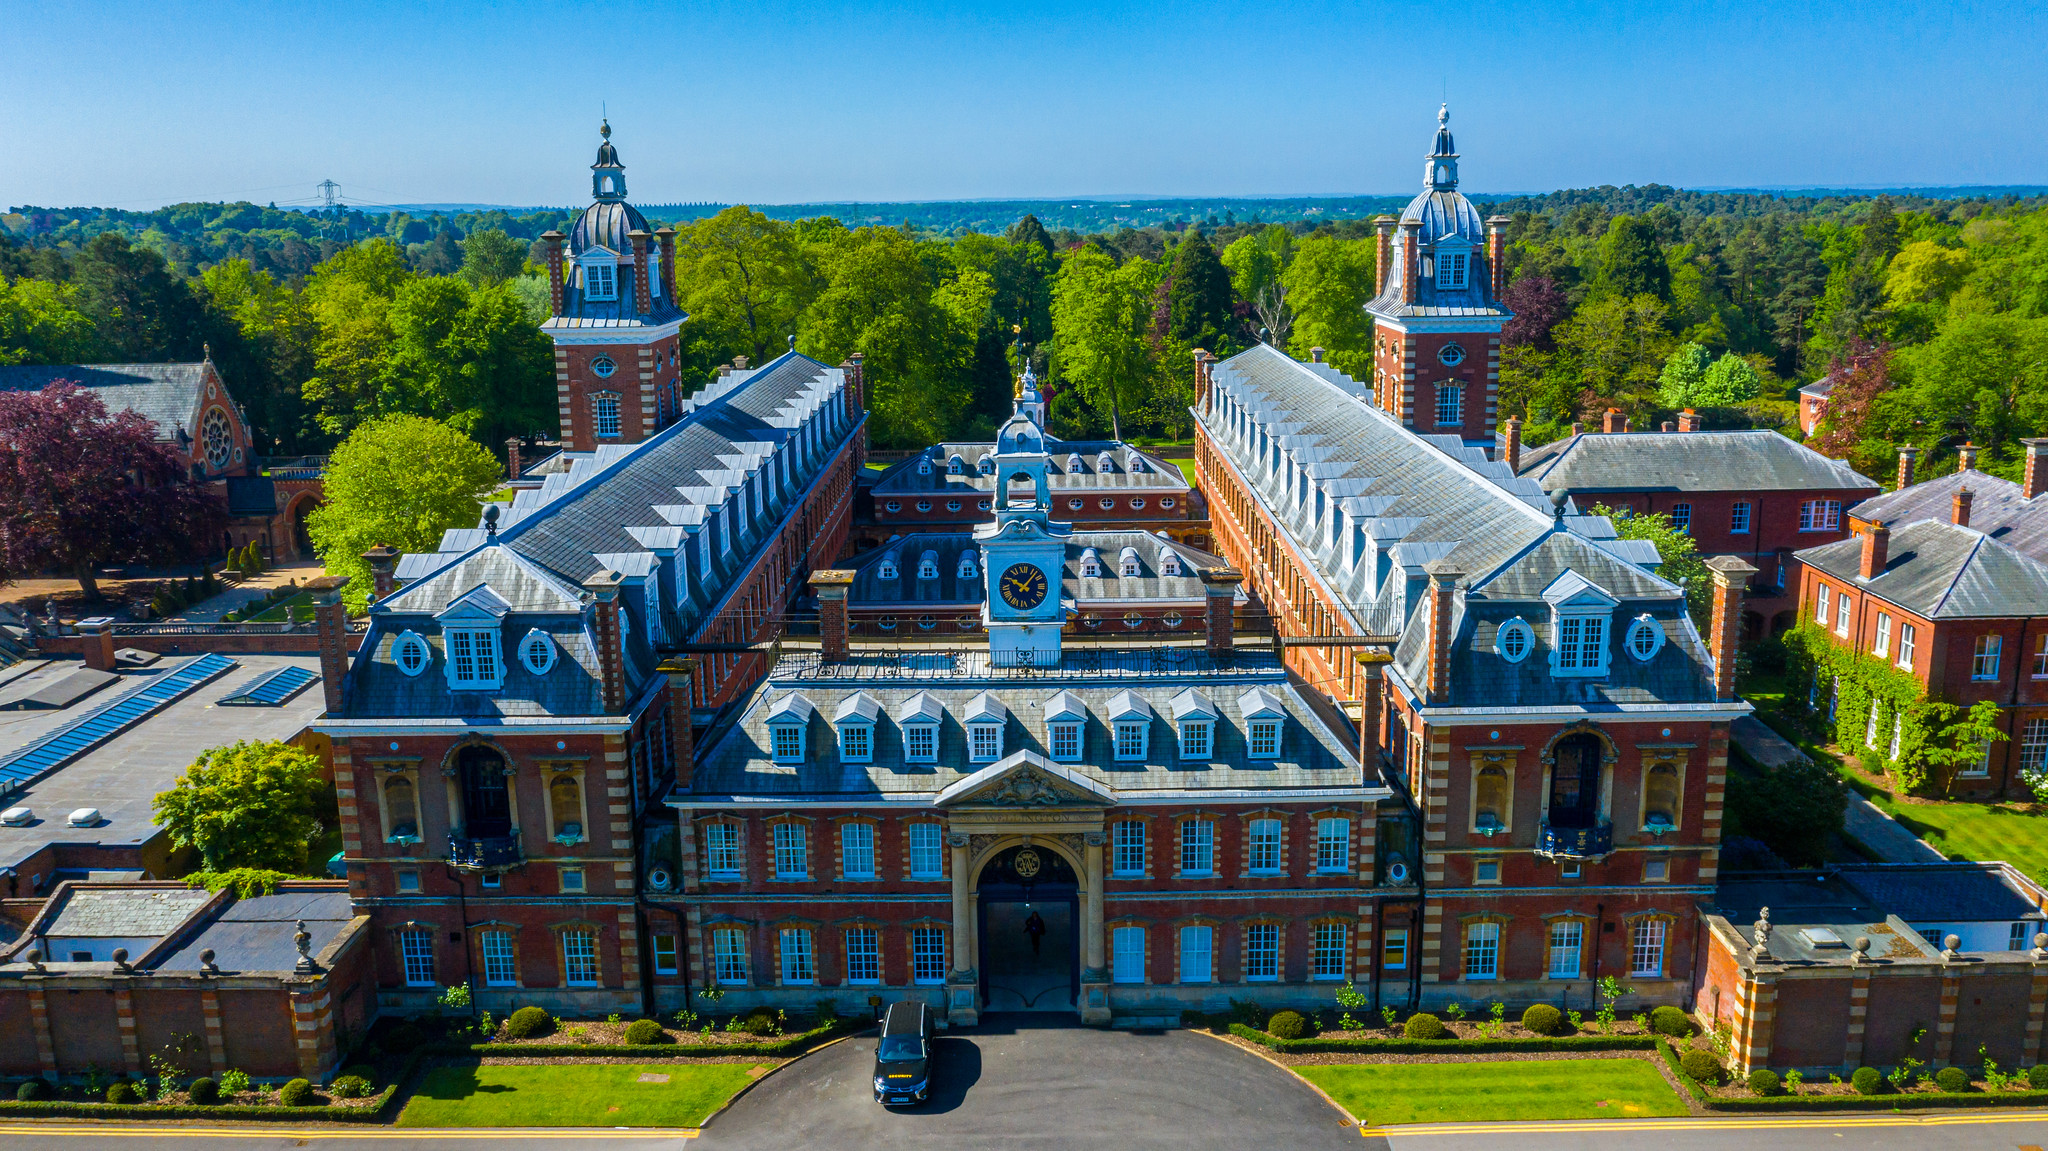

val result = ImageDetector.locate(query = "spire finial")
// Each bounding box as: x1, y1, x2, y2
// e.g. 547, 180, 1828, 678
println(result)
1439, 102, 1449, 126
600, 117, 611, 141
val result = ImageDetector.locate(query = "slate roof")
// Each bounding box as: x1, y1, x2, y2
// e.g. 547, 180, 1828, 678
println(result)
872, 440, 1188, 496
1365, 110, 1508, 322
42, 887, 213, 938
682, 649, 1381, 804
157, 889, 355, 973
1709, 872, 1936, 965
1835, 864, 2045, 925
1848, 469, 2048, 564
845, 530, 1225, 608
0, 362, 208, 441
1516, 430, 1879, 495
1797, 519, 2048, 619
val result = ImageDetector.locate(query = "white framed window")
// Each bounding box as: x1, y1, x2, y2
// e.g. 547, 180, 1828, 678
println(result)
1249, 719, 1281, 759
845, 928, 880, 984
1670, 503, 1691, 533
1493, 617, 1534, 663
713, 928, 748, 985
772, 823, 809, 879
1962, 739, 1993, 778
1435, 250, 1469, 290
559, 866, 586, 893
592, 392, 622, 438
912, 926, 946, 984
1435, 383, 1464, 427
1898, 623, 1917, 671
1114, 721, 1148, 761
1248, 818, 1283, 875
840, 722, 873, 763
1974, 635, 2003, 681
1179, 819, 1215, 876
1866, 700, 1882, 747
1112, 820, 1146, 876
1382, 928, 1408, 971
585, 263, 617, 301
1316, 818, 1350, 873
482, 931, 516, 986
908, 823, 944, 879
904, 723, 937, 763
779, 928, 815, 984
518, 629, 556, 675
392, 630, 430, 677
1800, 499, 1842, 532
1548, 920, 1583, 978
1179, 720, 1213, 761
841, 823, 875, 879
1313, 923, 1347, 981
400, 928, 434, 987
1113, 926, 1146, 983
1049, 722, 1081, 762
1464, 921, 1500, 980
1625, 615, 1664, 661
1835, 590, 1852, 637
1554, 614, 1608, 674
705, 823, 741, 880
1179, 925, 1213, 983
563, 929, 599, 986
2035, 634, 2048, 679
2013, 922, 2033, 951
1815, 584, 1831, 625
653, 933, 678, 975
969, 724, 1003, 763
1630, 919, 1666, 977
770, 723, 805, 763
446, 627, 502, 689
1889, 713, 1903, 760
1874, 613, 1892, 657
1730, 501, 1751, 534
1245, 924, 1280, 981
2023, 719, 2048, 772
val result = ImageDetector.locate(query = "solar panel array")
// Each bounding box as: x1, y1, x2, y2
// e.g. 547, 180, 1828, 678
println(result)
218, 665, 319, 707
0, 653, 239, 792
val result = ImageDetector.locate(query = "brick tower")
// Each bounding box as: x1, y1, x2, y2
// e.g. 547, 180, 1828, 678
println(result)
1365, 105, 1513, 455
538, 121, 688, 452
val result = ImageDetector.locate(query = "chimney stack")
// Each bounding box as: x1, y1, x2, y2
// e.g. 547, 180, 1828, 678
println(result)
1354, 650, 1391, 783
1678, 408, 1703, 433
1399, 220, 1422, 306
1704, 557, 1757, 702
1373, 216, 1396, 297
1858, 521, 1889, 580
627, 230, 653, 315
1602, 408, 1625, 435
307, 576, 352, 715
1199, 567, 1243, 659
1499, 416, 1523, 474
657, 658, 698, 789
1954, 486, 1974, 528
1486, 216, 1512, 301
540, 230, 565, 316
361, 545, 400, 602
1191, 349, 1213, 412
1897, 445, 1919, 489
78, 616, 116, 673
1660, 421, 1675, 432
810, 570, 856, 661
655, 226, 678, 302
1958, 442, 1980, 472
1423, 561, 1464, 704
505, 437, 523, 482
1310, 346, 1326, 363
1570, 422, 1584, 436
583, 570, 627, 713
2024, 439, 2048, 500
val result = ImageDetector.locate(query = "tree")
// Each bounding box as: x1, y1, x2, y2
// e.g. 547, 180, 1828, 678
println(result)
0, 383, 225, 598
197, 259, 317, 453
1557, 293, 1675, 417
1699, 351, 1763, 406
1724, 758, 1846, 867
459, 228, 528, 286
799, 226, 973, 447
152, 740, 329, 873
1588, 503, 1710, 626
1923, 699, 2008, 798
1655, 342, 1711, 409
1222, 225, 1294, 343
71, 233, 209, 361
1281, 235, 1376, 376
1595, 215, 1670, 301
305, 414, 502, 610
1006, 214, 1055, 259
674, 206, 816, 367
1165, 229, 1234, 353
1809, 339, 1893, 464
302, 241, 411, 437
1052, 245, 1160, 442
1499, 275, 1570, 351
0, 276, 97, 365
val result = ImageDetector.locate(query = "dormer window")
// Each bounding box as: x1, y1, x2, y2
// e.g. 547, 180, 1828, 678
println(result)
1130, 456, 1147, 474
446, 628, 502, 690
1049, 722, 1081, 761
965, 692, 1006, 763
1109, 691, 1152, 761
947, 454, 964, 475
1043, 690, 1087, 763
1171, 688, 1217, 761
978, 456, 995, 475
1114, 720, 1147, 760
1080, 548, 1102, 578
957, 551, 979, 580
1238, 687, 1287, 759
1118, 547, 1142, 577
766, 692, 815, 763
1624, 615, 1665, 662
518, 629, 557, 675
1542, 572, 1617, 678
393, 630, 431, 677
1067, 453, 1084, 473
836, 693, 880, 763
584, 259, 618, 301
1097, 451, 1115, 473
877, 554, 900, 580
1435, 250, 1468, 290
897, 692, 942, 763
917, 456, 933, 476
1495, 618, 1534, 663
917, 550, 940, 580
1158, 549, 1182, 577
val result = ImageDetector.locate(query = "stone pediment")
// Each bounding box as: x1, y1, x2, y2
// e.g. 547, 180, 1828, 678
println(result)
932, 751, 1116, 809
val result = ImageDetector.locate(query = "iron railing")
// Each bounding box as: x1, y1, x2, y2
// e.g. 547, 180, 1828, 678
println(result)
448, 833, 523, 870
1537, 820, 1614, 860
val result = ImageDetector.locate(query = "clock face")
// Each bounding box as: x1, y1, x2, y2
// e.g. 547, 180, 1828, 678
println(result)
998, 563, 1049, 610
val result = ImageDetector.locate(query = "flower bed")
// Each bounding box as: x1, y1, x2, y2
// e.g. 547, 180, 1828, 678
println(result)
0, 1052, 420, 1123
428, 1020, 856, 1059
1228, 1022, 1657, 1055
1655, 1039, 2048, 1112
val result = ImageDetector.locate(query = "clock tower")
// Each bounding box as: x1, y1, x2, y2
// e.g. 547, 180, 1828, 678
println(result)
977, 395, 1070, 666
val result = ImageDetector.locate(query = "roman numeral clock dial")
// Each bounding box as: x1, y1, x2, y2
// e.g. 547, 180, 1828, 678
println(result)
998, 563, 1048, 610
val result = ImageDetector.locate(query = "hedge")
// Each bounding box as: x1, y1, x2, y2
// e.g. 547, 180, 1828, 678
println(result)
1653, 1039, 2048, 1113
0, 1051, 421, 1123
426, 1020, 854, 1059
1230, 1022, 1656, 1055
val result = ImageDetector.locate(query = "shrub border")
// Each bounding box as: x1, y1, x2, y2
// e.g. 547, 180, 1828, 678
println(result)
1230, 1022, 1656, 1054
0, 1051, 422, 1123
424, 1020, 854, 1059
1653, 1038, 2048, 1112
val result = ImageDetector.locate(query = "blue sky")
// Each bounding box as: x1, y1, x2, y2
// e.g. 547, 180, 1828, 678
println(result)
2, 0, 2043, 210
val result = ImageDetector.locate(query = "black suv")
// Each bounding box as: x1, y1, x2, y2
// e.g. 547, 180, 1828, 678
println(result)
872, 1000, 934, 1105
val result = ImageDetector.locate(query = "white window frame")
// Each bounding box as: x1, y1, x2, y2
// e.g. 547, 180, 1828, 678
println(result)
584, 260, 618, 301
562, 929, 599, 987
1435, 382, 1464, 427
2023, 718, 2048, 773
1548, 920, 1583, 978
845, 927, 881, 985
1835, 590, 1852, 637
652, 932, 678, 976
1730, 501, 1751, 534
1435, 249, 1469, 290
482, 931, 517, 986
772, 823, 809, 880
904, 723, 938, 763
1247, 818, 1283, 875
393, 630, 431, 677
1179, 719, 1214, 761
779, 928, 815, 985
445, 627, 503, 690
839, 722, 873, 764
908, 823, 944, 879
1316, 817, 1351, 874
1496, 618, 1534, 663
1113, 926, 1146, 984
1874, 613, 1892, 658
1898, 623, 1917, 671
911, 926, 946, 985
1312, 923, 1347, 981
1049, 722, 1081, 762
1630, 919, 1667, 977
705, 822, 742, 880
1382, 927, 1409, 971
1179, 819, 1215, 877
840, 823, 876, 880
1244, 923, 1280, 982
713, 928, 748, 985
1624, 615, 1664, 662
1114, 721, 1148, 761
1800, 499, 1842, 532
1815, 584, 1831, 626
1179, 925, 1213, 983
969, 723, 1003, 763
592, 391, 622, 438
1974, 635, 2003, 681
1249, 719, 1281, 759
1553, 612, 1609, 676
1463, 921, 1500, 980
519, 629, 557, 676
1112, 820, 1146, 877
400, 928, 435, 988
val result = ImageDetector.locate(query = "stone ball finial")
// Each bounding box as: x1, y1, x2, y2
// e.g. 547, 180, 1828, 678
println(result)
2034, 932, 2048, 958
1852, 936, 1871, 964
25, 948, 43, 971
199, 948, 218, 974
1943, 933, 1962, 960
111, 947, 130, 970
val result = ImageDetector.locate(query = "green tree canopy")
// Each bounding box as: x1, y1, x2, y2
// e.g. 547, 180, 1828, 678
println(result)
306, 414, 502, 610
674, 206, 817, 368
1281, 235, 1376, 377
152, 740, 330, 874
1595, 215, 1671, 301
1589, 503, 1710, 625
1699, 351, 1763, 405
1052, 244, 1161, 442
1165, 229, 1234, 353
0, 276, 96, 365
1655, 342, 1711, 408
460, 228, 528, 286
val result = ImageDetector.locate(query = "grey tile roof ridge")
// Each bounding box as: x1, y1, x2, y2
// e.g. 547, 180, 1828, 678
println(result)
1798, 519, 2048, 618
1516, 429, 1877, 493
373, 542, 588, 615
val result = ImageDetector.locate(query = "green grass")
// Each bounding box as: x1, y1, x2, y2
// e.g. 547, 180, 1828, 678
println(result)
1173, 459, 1200, 488
396, 1062, 766, 1128
235, 589, 312, 622
1295, 1058, 1687, 1126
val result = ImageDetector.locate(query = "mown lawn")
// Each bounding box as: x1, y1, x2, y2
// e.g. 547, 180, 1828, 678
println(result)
397, 1062, 766, 1128
1173, 459, 1199, 487
1295, 1058, 1686, 1126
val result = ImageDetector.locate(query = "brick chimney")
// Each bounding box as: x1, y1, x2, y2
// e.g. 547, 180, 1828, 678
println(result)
77, 616, 116, 673
1959, 442, 1980, 472
1660, 421, 1675, 432
627, 230, 652, 316
1310, 346, 1325, 363
1499, 416, 1523, 473
1373, 216, 1396, 296
1486, 216, 1511, 300
505, 437, 523, 482
1704, 557, 1757, 702
1897, 445, 1918, 489
306, 576, 351, 715
1602, 408, 1625, 435
540, 230, 565, 315
1678, 408, 1703, 433
1199, 566, 1243, 658
361, 545, 400, 602
1423, 561, 1464, 704
1954, 486, 1974, 528
810, 569, 856, 661
655, 226, 677, 302
584, 570, 627, 713
2025, 439, 2048, 499
1570, 422, 1584, 436
1355, 649, 1391, 782
657, 657, 698, 788
1190, 349, 1213, 411
1858, 522, 1889, 580
1399, 220, 1422, 306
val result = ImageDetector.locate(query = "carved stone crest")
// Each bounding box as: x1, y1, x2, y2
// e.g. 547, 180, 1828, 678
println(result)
983, 767, 1074, 807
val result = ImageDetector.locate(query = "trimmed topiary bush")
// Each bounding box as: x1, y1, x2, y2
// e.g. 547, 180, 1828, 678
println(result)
2031, 1064, 2048, 1090
106, 1081, 141, 1104
1934, 1066, 1971, 1093
339, 1064, 376, 1087
186, 1077, 218, 1104
1746, 1068, 1780, 1095
1649, 1006, 1693, 1038
1521, 1004, 1564, 1035
1679, 1048, 1722, 1084
329, 1075, 371, 1099
16, 1079, 49, 1101
624, 1018, 669, 1045
1852, 1066, 1885, 1095
505, 1006, 553, 1039
737, 1014, 779, 1037
1266, 1011, 1308, 1040
278, 1077, 315, 1107
1402, 1012, 1446, 1040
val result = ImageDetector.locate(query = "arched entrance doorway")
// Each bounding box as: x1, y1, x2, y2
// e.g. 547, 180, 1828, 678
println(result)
458, 745, 512, 838
977, 844, 1079, 1013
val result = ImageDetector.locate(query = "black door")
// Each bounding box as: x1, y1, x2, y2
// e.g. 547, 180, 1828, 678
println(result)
460, 746, 512, 838
1548, 734, 1602, 829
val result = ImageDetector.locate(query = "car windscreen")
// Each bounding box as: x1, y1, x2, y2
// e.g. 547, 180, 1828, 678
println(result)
878, 1034, 924, 1061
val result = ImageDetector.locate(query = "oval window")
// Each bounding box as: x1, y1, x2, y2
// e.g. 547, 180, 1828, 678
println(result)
1123, 612, 1144, 629
1130, 498, 1146, 510
1160, 497, 1176, 510
1099, 498, 1115, 510
393, 631, 431, 676
946, 500, 961, 512
1626, 615, 1664, 661
1163, 612, 1184, 630
520, 629, 556, 675
1438, 343, 1465, 367
1495, 618, 1533, 664
916, 500, 932, 513
1068, 498, 1085, 510
885, 501, 901, 513
592, 355, 617, 378
879, 616, 898, 631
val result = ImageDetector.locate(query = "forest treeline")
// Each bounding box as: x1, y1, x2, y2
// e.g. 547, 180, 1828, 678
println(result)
3, 185, 2046, 484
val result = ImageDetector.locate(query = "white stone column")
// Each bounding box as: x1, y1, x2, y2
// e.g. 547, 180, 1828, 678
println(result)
949, 835, 972, 976
1083, 833, 1106, 974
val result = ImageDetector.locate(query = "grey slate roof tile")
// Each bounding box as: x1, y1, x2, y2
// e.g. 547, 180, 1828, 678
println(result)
1516, 430, 1878, 495
1798, 520, 2048, 618
0, 362, 205, 441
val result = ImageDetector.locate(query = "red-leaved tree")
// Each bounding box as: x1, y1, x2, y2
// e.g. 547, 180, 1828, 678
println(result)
0, 383, 226, 598
1809, 339, 1893, 466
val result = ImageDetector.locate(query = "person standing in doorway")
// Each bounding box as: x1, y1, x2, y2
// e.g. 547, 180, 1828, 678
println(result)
1024, 909, 1047, 956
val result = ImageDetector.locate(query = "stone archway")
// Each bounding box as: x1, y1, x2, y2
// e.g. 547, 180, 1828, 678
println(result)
973, 843, 1081, 1013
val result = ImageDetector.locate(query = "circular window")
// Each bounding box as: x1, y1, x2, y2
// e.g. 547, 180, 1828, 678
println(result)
1130, 498, 1146, 510
958, 616, 982, 630
1163, 612, 1184, 630
978, 500, 991, 510
1160, 497, 1176, 510
1083, 613, 1102, 630
1122, 612, 1144, 629
1068, 498, 1084, 510
916, 500, 932, 513
1626, 615, 1665, 661
519, 629, 556, 675
917, 615, 937, 630
392, 631, 431, 677
591, 355, 617, 378
946, 500, 961, 512
1099, 498, 1115, 510
885, 501, 901, 513
879, 616, 898, 631
1495, 618, 1533, 664
1438, 343, 1466, 367
202, 408, 232, 469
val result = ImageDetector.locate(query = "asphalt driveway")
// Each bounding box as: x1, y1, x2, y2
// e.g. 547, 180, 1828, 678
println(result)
700, 1013, 1360, 1150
